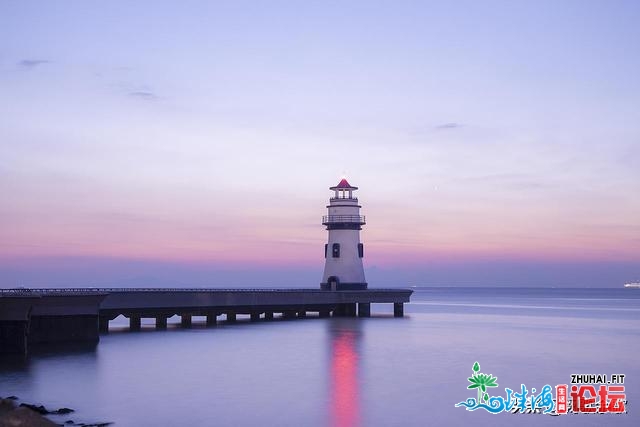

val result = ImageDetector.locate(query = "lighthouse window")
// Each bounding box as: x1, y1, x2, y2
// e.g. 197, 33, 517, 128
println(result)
358, 243, 364, 258
324, 244, 328, 258
332, 243, 340, 258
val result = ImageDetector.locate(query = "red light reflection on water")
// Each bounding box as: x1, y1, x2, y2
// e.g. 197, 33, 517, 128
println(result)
331, 330, 360, 427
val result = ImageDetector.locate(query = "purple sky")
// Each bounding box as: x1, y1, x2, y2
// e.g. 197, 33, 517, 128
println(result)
1, 1, 639, 287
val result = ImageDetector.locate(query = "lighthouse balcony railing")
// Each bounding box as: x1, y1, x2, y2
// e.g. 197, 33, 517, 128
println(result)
322, 215, 366, 225
329, 197, 358, 203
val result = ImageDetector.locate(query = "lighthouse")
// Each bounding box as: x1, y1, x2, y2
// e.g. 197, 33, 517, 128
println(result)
321, 178, 367, 290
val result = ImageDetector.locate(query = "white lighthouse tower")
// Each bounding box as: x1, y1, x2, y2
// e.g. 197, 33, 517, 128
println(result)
321, 178, 367, 290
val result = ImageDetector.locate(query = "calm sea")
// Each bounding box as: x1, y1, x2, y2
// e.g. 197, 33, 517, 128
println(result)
1, 287, 639, 426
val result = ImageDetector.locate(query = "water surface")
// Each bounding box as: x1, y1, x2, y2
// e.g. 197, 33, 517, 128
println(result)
1, 287, 638, 426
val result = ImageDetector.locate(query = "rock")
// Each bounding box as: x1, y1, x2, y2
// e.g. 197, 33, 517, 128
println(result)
1, 399, 103, 427
62, 420, 112, 426
19, 403, 50, 414
0, 399, 17, 416
0, 406, 57, 427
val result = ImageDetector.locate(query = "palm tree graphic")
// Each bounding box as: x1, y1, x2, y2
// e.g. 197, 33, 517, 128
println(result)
467, 361, 499, 404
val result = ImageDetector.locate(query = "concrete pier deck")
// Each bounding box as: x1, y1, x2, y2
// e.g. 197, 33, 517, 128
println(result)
0, 288, 412, 355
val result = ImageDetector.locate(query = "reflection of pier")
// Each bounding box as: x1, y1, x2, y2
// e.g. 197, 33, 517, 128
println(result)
0, 288, 411, 355
329, 319, 362, 427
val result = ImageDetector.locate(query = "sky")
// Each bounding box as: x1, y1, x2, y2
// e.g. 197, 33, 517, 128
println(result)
1, 1, 639, 287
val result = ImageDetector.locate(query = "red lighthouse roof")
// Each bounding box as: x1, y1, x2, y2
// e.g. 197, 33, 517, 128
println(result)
330, 178, 358, 190
336, 178, 351, 188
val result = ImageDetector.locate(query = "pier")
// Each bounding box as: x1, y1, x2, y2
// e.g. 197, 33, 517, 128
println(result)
0, 288, 412, 355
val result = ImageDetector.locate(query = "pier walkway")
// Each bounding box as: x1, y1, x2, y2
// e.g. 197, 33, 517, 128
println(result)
0, 288, 412, 355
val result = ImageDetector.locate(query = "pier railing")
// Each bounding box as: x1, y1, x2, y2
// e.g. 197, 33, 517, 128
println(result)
0, 287, 406, 296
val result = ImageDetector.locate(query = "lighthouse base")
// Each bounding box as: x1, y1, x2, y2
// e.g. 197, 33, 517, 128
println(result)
320, 282, 368, 291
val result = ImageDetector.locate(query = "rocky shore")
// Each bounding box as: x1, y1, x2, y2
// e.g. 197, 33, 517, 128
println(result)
0, 397, 111, 427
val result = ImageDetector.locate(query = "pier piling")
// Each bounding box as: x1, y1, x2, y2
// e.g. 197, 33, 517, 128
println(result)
394, 303, 404, 317
129, 315, 141, 331
181, 314, 192, 328
99, 316, 110, 333
206, 312, 217, 326
358, 303, 370, 317
156, 316, 167, 330
334, 303, 357, 317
